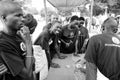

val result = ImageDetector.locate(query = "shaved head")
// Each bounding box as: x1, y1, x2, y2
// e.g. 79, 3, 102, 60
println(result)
102, 17, 118, 33
0, 1, 22, 17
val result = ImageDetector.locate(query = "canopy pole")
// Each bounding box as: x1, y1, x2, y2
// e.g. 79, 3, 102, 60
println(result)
89, 0, 94, 32
44, 0, 48, 23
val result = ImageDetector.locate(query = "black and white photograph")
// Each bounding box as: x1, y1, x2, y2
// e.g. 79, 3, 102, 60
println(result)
0, 0, 120, 80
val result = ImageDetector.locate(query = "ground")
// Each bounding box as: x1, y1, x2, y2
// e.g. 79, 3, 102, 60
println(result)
47, 54, 86, 80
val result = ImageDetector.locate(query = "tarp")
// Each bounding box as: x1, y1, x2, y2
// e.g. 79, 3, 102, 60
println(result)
47, 0, 89, 12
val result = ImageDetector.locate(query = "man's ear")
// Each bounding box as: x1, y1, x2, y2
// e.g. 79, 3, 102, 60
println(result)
1, 15, 6, 21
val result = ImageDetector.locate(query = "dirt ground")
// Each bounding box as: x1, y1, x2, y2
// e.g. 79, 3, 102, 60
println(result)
47, 54, 86, 80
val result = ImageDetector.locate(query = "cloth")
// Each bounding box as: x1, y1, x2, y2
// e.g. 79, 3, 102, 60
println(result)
85, 33, 120, 80
34, 23, 52, 50
0, 32, 26, 80
33, 45, 48, 80
97, 69, 109, 80
77, 26, 89, 53
60, 25, 78, 53
34, 23, 56, 69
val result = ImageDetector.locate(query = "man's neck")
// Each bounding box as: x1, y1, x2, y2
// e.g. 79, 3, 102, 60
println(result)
103, 30, 114, 34
3, 28, 16, 36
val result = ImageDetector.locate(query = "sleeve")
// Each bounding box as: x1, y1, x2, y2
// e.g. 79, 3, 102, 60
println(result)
85, 37, 98, 65
83, 27, 89, 39
0, 63, 8, 75
42, 23, 51, 31
34, 31, 49, 50
0, 51, 24, 76
0, 42, 24, 76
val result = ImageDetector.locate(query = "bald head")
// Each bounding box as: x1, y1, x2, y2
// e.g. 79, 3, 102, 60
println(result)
102, 17, 118, 33
0, 1, 22, 17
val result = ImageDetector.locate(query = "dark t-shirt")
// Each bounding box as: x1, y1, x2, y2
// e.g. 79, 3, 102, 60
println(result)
60, 25, 78, 53
0, 32, 28, 80
35, 23, 52, 50
77, 26, 89, 52
85, 33, 120, 80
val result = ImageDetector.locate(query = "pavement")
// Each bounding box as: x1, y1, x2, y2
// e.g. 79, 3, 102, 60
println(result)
46, 54, 86, 80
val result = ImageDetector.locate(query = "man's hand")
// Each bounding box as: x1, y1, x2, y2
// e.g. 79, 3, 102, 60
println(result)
81, 47, 86, 53
17, 26, 31, 44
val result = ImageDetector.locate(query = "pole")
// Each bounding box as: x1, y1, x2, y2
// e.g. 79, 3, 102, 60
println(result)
89, 0, 94, 32
44, 0, 48, 23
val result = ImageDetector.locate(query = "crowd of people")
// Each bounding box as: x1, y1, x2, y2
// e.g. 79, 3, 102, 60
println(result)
0, 0, 120, 80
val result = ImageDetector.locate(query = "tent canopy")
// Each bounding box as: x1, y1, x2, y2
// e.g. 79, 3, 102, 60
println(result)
47, 0, 89, 12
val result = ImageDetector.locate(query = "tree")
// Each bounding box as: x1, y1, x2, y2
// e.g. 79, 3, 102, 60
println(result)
40, 7, 57, 19
58, 10, 72, 17
95, 0, 120, 9
94, 0, 120, 15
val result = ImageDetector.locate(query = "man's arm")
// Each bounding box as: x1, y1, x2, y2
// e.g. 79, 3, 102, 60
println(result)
82, 38, 89, 48
81, 28, 89, 52
85, 36, 98, 80
75, 39, 78, 54
86, 61, 97, 80
18, 26, 34, 79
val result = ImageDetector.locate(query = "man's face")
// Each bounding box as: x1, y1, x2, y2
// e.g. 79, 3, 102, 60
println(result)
51, 15, 58, 23
5, 9, 24, 31
50, 22, 62, 35
78, 20, 84, 27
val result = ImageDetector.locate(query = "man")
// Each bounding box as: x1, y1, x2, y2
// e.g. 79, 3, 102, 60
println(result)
23, 13, 37, 34
74, 17, 89, 56
0, 1, 34, 80
60, 15, 79, 53
49, 21, 67, 59
35, 15, 66, 69
85, 17, 120, 80
42, 14, 59, 31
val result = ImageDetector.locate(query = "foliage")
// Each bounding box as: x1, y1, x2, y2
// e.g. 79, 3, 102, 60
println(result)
95, 0, 107, 3
92, 4, 105, 16
95, 0, 120, 9
58, 10, 72, 17
40, 7, 57, 18
94, 0, 120, 14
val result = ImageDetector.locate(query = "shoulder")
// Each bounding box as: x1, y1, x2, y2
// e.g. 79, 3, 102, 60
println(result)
0, 32, 18, 49
0, 32, 6, 42
89, 34, 103, 42
43, 23, 52, 30
62, 24, 68, 29
0, 31, 3, 38
81, 26, 88, 31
